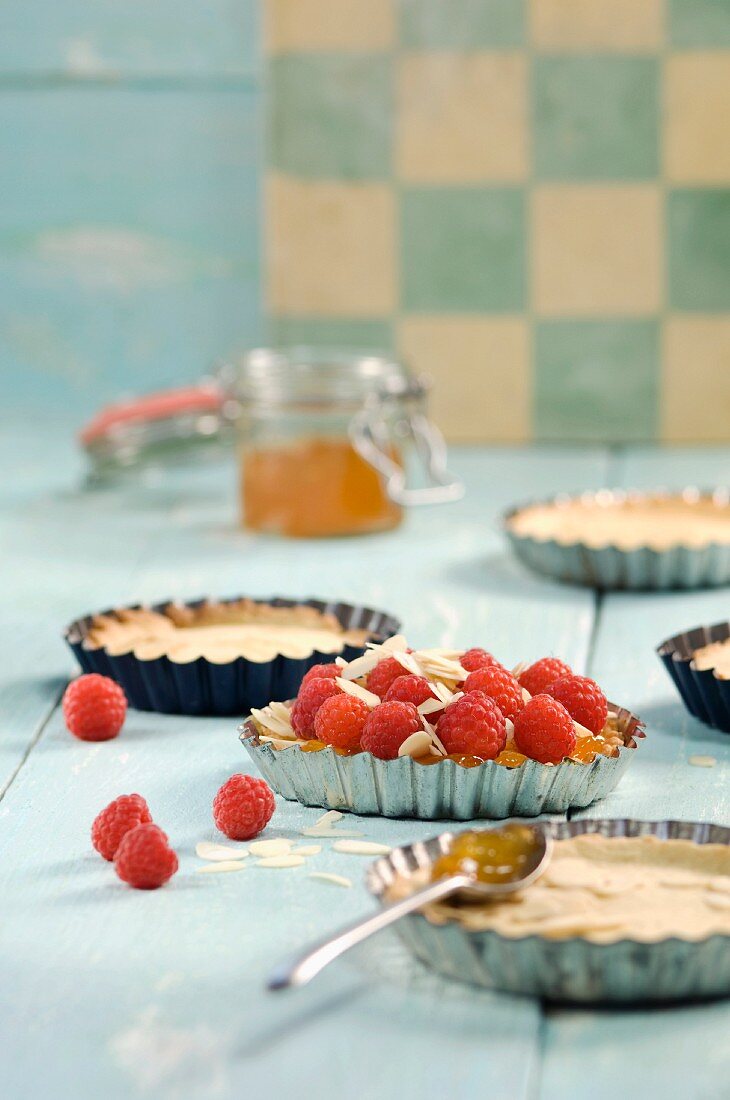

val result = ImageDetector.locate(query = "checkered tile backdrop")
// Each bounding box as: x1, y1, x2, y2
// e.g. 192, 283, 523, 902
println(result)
264, 0, 730, 442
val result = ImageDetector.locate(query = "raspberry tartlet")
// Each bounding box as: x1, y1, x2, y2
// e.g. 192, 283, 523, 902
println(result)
240, 635, 644, 819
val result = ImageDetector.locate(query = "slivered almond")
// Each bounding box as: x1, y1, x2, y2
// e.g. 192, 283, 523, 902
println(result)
332, 840, 392, 856
196, 841, 248, 861
378, 634, 409, 654
415, 647, 464, 660
195, 860, 247, 874
521, 688, 532, 704
335, 677, 380, 707
393, 651, 423, 676
301, 827, 364, 838
338, 651, 379, 681
256, 855, 305, 868
398, 731, 434, 759
421, 717, 447, 756
294, 844, 322, 856
511, 661, 529, 678
308, 872, 352, 888
417, 697, 444, 716
259, 735, 302, 750
431, 681, 455, 705
689, 755, 716, 768
250, 705, 295, 738
314, 810, 344, 828
249, 838, 293, 857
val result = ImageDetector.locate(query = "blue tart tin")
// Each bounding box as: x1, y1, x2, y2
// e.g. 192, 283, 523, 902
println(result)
65, 596, 400, 717
239, 702, 644, 819
657, 620, 730, 733
504, 488, 730, 590
366, 819, 730, 1004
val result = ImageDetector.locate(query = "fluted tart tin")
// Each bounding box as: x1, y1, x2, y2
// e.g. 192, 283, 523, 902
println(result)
504, 488, 730, 590
239, 702, 644, 820
657, 620, 730, 734
366, 819, 730, 1004
65, 596, 400, 717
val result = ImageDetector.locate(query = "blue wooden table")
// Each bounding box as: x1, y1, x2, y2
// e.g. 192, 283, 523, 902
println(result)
1, 421, 728, 1100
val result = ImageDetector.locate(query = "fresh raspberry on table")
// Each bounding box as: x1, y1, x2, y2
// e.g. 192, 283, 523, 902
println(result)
437, 691, 507, 759
91, 793, 152, 861
291, 677, 341, 739
213, 774, 275, 840
62, 673, 127, 742
518, 657, 572, 697
513, 694, 576, 764
463, 665, 525, 722
301, 663, 340, 687
366, 656, 409, 699
546, 675, 608, 735
314, 693, 369, 752
114, 823, 178, 890
460, 648, 502, 674
361, 701, 422, 759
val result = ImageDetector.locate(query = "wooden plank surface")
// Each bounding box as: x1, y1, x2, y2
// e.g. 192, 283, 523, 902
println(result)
0, 431, 608, 1100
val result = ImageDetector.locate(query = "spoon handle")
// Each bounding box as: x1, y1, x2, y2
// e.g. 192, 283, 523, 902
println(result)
268, 874, 471, 991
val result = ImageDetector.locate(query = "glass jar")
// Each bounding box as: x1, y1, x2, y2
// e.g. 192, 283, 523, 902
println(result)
231, 348, 462, 538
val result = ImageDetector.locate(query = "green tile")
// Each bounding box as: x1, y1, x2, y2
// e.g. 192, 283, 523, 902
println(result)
268, 317, 393, 352
399, 0, 525, 48
401, 188, 525, 311
669, 190, 730, 310
535, 321, 659, 442
270, 55, 392, 180
534, 59, 659, 180
670, 0, 730, 46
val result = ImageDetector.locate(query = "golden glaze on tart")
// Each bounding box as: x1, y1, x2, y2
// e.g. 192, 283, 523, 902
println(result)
508, 493, 730, 551
386, 834, 730, 943
84, 600, 370, 665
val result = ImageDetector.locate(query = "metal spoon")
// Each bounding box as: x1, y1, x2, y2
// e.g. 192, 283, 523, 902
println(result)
268, 824, 553, 991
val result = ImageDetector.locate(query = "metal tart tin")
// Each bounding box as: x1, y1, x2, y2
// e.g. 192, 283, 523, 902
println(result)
366, 818, 730, 1004
65, 597, 400, 717
657, 620, 730, 734
239, 703, 644, 819
504, 488, 730, 590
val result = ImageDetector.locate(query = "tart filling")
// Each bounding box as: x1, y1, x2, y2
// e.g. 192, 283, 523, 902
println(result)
249, 636, 639, 769
84, 600, 370, 664
692, 638, 730, 681
507, 493, 730, 551
386, 834, 730, 944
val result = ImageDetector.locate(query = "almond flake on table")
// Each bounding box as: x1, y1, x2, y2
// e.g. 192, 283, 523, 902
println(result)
195, 860, 248, 874
332, 840, 392, 856
335, 677, 380, 707
308, 872, 353, 888
249, 838, 293, 857
688, 755, 717, 768
314, 810, 343, 828
301, 827, 364, 838
294, 844, 322, 856
256, 855, 306, 869
196, 841, 249, 861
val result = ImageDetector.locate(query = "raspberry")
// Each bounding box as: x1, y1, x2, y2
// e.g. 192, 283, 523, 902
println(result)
301, 663, 339, 686
546, 675, 608, 735
460, 648, 502, 674
314, 693, 369, 752
513, 695, 576, 764
62, 673, 127, 742
91, 793, 152, 861
361, 701, 422, 759
385, 674, 438, 708
518, 657, 572, 697
463, 665, 525, 722
114, 823, 178, 890
291, 677, 341, 739
437, 692, 507, 759
213, 774, 275, 840
366, 657, 409, 698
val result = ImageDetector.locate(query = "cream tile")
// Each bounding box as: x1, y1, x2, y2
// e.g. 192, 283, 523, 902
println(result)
662, 316, 730, 441
530, 0, 663, 51
398, 316, 530, 442
396, 53, 528, 183
265, 0, 395, 53
533, 185, 662, 316
266, 175, 396, 316
666, 54, 730, 184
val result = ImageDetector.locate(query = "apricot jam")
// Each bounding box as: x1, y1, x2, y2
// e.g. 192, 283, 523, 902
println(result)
414, 753, 485, 767
495, 749, 528, 768
431, 825, 538, 885
241, 437, 402, 538
570, 735, 607, 764
300, 740, 327, 753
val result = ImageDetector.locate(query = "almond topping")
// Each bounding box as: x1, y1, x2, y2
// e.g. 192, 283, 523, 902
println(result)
335, 677, 380, 707
398, 731, 434, 759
